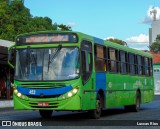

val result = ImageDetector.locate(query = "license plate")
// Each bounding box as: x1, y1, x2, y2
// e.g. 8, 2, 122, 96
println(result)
38, 102, 49, 107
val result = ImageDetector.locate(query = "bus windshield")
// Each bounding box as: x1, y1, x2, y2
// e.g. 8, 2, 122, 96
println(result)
15, 47, 80, 81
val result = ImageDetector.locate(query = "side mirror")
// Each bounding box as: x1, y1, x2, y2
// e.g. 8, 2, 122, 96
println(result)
8, 45, 15, 69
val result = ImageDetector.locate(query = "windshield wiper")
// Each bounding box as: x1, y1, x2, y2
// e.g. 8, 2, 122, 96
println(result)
48, 45, 62, 71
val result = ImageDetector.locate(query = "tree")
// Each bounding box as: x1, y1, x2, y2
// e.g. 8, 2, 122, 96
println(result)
0, 1, 32, 40
150, 34, 160, 52
0, 0, 71, 41
58, 24, 71, 31
107, 38, 127, 46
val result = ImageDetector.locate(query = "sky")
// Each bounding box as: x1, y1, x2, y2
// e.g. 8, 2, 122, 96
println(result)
24, 0, 160, 50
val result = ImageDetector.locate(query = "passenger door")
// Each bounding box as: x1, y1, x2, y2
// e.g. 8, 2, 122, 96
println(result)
81, 40, 95, 110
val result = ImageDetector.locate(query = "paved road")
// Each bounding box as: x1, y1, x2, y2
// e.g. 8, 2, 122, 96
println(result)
0, 95, 160, 128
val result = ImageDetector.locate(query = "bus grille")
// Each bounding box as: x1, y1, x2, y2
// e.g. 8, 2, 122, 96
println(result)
20, 83, 66, 89
26, 95, 61, 98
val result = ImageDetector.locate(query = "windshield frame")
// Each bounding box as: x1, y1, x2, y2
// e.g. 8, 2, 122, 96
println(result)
14, 46, 80, 82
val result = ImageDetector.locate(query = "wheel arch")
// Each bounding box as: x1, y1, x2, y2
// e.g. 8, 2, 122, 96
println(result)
97, 89, 105, 108
137, 89, 141, 103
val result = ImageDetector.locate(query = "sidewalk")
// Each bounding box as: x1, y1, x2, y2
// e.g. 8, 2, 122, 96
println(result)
0, 100, 13, 108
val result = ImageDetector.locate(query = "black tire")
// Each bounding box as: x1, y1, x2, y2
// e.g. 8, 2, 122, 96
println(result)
89, 94, 103, 119
133, 91, 141, 112
124, 105, 132, 112
39, 110, 53, 118
124, 91, 141, 112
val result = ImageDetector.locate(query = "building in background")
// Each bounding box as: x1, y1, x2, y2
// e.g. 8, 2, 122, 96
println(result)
149, 8, 160, 46
148, 7, 160, 95
150, 52, 160, 95
0, 39, 14, 100
149, 20, 160, 46
153, 64, 160, 95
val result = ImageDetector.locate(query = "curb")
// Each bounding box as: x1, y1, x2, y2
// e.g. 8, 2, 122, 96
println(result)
0, 100, 13, 108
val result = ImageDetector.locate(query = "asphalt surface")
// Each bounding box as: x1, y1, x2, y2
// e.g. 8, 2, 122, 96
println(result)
0, 95, 160, 129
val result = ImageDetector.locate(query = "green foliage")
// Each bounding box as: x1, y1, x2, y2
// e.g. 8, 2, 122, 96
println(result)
58, 24, 71, 31
0, 1, 71, 41
107, 38, 127, 46
150, 42, 160, 52
150, 34, 160, 52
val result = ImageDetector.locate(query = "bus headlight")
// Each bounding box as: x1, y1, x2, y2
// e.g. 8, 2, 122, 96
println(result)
17, 92, 22, 97
14, 89, 18, 94
61, 86, 79, 100
72, 88, 78, 94
68, 92, 73, 97
13, 87, 28, 100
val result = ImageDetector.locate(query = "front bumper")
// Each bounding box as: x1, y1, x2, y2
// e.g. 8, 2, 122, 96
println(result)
13, 93, 81, 110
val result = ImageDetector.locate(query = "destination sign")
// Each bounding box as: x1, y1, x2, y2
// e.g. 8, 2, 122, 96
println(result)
16, 33, 77, 45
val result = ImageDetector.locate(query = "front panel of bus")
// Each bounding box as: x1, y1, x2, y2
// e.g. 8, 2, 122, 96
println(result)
13, 32, 87, 110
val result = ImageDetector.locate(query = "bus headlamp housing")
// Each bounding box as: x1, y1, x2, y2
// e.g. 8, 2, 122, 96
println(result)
13, 87, 17, 93
17, 92, 22, 97
61, 86, 79, 100
13, 87, 28, 100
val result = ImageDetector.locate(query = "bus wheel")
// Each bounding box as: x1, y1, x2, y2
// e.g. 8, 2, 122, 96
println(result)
39, 110, 53, 118
133, 91, 141, 112
125, 91, 141, 112
89, 94, 102, 119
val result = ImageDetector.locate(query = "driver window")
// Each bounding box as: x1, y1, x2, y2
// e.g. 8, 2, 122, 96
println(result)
81, 40, 92, 84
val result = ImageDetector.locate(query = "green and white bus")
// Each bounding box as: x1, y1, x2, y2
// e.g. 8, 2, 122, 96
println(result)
8, 31, 154, 119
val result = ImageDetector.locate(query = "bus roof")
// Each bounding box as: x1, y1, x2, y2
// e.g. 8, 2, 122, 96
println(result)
104, 40, 152, 58
16, 30, 152, 58
76, 31, 152, 58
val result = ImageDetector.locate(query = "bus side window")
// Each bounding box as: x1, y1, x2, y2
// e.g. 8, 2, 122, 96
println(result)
81, 40, 93, 84
134, 55, 138, 75
149, 58, 153, 76
144, 57, 149, 76
137, 55, 143, 75
108, 48, 118, 73
128, 53, 136, 75
120, 51, 127, 74
81, 51, 87, 72
82, 51, 90, 72
94, 45, 107, 72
